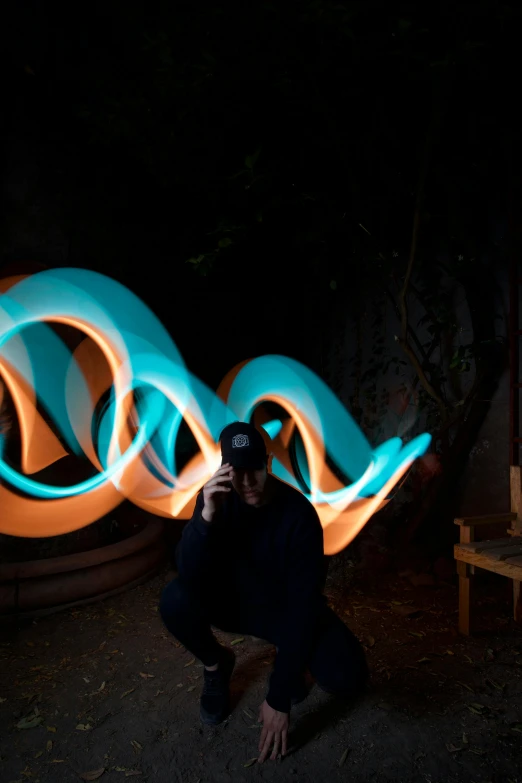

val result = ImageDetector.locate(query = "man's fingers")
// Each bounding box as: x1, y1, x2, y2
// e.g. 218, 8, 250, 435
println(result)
205, 485, 231, 495
258, 726, 268, 752
282, 729, 288, 757
205, 474, 233, 490
270, 734, 280, 761
215, 464, 233, 477
258, 731, 273, 763
207, 473, 233, 486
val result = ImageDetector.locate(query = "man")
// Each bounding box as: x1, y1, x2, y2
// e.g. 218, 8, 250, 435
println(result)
159, 421, 368, 763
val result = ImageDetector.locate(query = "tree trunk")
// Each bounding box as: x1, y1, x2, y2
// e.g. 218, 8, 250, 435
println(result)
398, 265, 508, 550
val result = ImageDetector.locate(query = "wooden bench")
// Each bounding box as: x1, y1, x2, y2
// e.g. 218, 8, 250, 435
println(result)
454, 465, 522, 634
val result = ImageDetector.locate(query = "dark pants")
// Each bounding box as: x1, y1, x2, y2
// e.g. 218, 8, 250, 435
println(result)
159, 577, 369, 699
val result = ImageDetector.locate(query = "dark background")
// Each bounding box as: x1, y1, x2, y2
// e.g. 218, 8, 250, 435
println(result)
2, 1, 519, 379
1, 1, 521, 556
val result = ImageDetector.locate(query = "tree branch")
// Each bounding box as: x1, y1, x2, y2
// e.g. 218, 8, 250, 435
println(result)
396, 84, 448, 420
386, 286, 436, 369
396, 335, 446, 412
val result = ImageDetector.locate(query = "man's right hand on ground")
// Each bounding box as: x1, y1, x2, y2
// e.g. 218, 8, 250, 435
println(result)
201, 463, 234, 523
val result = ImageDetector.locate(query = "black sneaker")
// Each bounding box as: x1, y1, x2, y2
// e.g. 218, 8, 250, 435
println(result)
200, 647, 236, 725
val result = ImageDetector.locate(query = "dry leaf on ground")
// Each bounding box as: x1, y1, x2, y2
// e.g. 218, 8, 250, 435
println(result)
80, 769, 105, 781
485, 678, 504, 691
16, 714, 43, 729
393, 608, 423, 619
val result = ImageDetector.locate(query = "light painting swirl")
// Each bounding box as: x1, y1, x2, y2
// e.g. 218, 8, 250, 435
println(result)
0, 269, 431, 554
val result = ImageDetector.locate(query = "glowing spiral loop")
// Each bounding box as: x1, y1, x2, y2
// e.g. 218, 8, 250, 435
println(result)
0, 268, 431, 554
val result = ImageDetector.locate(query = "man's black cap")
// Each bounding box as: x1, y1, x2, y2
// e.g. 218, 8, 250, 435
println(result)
220, 421, 268, 469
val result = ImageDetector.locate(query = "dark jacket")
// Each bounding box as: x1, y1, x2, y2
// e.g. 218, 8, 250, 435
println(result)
176, 476, 327, 712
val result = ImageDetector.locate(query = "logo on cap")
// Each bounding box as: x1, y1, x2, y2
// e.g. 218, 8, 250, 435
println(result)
232, 434, 249, 448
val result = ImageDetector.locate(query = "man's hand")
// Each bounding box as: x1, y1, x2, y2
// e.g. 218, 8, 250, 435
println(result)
201, 463, 234, 523
257, 699, 289, 763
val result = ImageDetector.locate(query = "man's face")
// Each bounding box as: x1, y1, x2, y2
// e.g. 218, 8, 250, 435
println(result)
230, 464, 268, 506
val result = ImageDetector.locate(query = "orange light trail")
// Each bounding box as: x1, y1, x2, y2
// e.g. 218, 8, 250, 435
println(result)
0, 269, 431, 554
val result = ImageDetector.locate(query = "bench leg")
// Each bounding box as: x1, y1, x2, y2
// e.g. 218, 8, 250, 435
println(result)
515, 580, 522, 624
457, 562, 474, 635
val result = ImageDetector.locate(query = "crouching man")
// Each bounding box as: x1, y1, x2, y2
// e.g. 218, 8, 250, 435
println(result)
160, 421, 368, 763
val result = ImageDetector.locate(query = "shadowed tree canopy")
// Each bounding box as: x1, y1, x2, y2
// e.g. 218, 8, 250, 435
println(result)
2, 1, 519, 289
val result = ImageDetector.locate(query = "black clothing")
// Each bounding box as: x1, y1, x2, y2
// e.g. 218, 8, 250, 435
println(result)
164, 476, 366, 712
160, 576, 369, 712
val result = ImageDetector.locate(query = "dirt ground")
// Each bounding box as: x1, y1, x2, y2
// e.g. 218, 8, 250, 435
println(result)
1, 559, 521, 783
